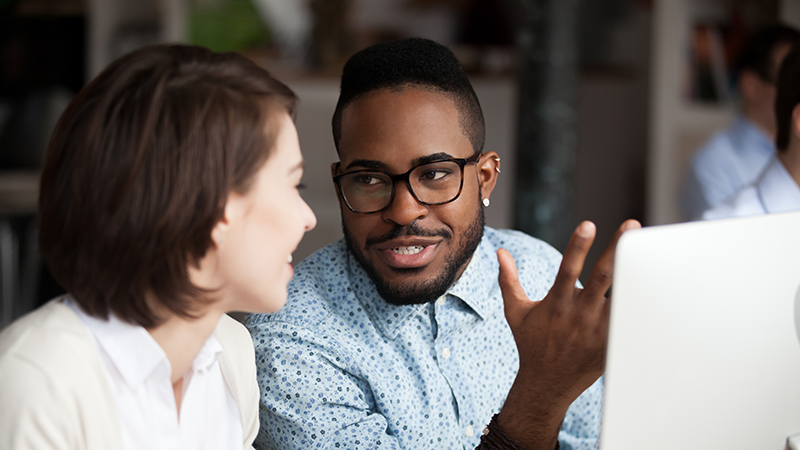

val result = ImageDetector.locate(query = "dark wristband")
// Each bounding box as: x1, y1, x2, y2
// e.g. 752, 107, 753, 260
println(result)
476, 414, 560, 450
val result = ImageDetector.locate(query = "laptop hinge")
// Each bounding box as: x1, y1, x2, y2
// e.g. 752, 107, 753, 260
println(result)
787, 433, 800, 450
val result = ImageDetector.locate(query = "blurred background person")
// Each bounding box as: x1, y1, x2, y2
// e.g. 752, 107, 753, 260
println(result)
680, 24, 800, 221
703, 43, 800, 220
0, 44, 316, 449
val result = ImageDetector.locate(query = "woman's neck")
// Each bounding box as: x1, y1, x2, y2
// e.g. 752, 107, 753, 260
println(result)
146, 308, 223, 384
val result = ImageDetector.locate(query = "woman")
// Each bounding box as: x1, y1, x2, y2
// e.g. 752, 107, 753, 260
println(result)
0, 44, 316, 449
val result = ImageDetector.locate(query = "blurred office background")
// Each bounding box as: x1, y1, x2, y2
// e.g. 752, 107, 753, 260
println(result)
0, 0, 797, 326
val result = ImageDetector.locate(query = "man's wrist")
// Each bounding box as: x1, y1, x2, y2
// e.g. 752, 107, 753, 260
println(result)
477, 414, 560, 450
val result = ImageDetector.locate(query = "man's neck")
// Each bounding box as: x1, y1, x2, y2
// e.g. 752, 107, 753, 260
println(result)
742, 105, 776, 141
777, 145, 800, 188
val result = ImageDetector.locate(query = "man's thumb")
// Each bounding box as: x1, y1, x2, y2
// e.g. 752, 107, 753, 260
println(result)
497, 248, 530, 328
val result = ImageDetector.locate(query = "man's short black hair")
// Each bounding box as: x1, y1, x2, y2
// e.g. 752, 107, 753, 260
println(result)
332, 37, 485, 155
736, 24, 800, 83
774, 45, 800, 151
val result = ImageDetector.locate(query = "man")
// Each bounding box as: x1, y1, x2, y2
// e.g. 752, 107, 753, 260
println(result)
247, 38, 638, 450
703, 44, 800, 220
680, 25, 800, 221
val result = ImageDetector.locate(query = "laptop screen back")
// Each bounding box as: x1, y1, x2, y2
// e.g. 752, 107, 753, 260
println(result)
600, 211, 800, 450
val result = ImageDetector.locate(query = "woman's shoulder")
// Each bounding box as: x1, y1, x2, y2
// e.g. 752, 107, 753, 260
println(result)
214, 314, 252, 349
214, 314, 256, 385
0, 297, 95, 371
0, 297, 121, 448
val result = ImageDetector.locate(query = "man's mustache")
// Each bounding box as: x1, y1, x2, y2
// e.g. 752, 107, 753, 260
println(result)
365, 222, 452, 248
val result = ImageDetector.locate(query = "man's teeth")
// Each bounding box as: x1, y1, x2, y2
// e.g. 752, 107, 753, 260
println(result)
392, 246, 425, 255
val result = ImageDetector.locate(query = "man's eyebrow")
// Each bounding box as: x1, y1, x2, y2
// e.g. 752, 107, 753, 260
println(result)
413, 152, 453, 165
345, 159, 389, 170
345, 152, 454, 171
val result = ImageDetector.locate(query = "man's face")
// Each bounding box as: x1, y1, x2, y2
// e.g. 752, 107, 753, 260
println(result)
334, 87, 497, 305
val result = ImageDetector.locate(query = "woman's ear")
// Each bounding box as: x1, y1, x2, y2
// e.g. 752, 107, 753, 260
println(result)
212, 193, 247, 248
477, 151, 500, 201
211, 215, 229, 248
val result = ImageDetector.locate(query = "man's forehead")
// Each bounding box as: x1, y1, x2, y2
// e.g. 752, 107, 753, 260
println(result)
337, 88, 471, 168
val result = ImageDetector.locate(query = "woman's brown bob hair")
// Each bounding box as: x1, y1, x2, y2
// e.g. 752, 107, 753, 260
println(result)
38, 44, 297, 328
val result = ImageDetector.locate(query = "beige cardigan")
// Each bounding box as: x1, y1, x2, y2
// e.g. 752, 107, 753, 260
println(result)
0, 298, 259, 450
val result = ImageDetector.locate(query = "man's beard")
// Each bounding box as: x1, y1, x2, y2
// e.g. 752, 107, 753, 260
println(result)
343, 204, 485, 306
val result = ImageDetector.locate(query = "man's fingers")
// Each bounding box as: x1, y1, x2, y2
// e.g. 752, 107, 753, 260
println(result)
497, 248, 530, 329
582, 219, 641, 302
551, 221, 596, 298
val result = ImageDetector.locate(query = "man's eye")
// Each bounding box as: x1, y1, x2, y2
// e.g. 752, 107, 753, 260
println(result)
420, 170, 450, 181
356, 175, 384, 185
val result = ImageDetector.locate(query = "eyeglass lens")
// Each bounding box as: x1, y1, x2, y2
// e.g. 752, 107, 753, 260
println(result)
340, 160, 463, 213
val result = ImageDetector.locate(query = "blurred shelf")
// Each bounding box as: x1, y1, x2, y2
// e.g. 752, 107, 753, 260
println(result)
0, 171, 39, 216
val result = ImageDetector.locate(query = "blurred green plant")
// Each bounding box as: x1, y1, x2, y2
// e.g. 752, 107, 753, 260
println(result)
188, 0, 269, 53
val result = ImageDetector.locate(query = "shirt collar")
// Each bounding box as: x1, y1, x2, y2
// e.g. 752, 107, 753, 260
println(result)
347, 230, 497, 339
757, 155, 800, 214
66, 296, 223, 387
446, 233, 498, 321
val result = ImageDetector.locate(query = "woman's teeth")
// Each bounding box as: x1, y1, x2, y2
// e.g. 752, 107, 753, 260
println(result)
392, 246, 424, 255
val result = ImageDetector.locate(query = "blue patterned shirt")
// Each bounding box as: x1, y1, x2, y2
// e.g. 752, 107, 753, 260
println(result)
246, 227, 603, 450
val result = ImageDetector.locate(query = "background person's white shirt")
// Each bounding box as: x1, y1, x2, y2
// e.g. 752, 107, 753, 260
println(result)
702, 155, 800, 220
66, 299, 243, 450
680, 116, 776, 220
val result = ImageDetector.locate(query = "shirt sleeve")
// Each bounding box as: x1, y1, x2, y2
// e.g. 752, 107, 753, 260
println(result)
558, 377, 603, 450
249, 322, 403, 450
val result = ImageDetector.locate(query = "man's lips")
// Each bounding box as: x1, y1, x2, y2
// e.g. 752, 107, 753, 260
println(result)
373, 237, 442, 269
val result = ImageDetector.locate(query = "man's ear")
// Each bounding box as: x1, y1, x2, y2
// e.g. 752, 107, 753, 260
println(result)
790, 104, 800, 143
477, 151, 500, 200
739, 69, 768, 105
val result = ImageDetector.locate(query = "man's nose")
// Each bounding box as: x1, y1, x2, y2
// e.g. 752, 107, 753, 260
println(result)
380, 181, 428, 225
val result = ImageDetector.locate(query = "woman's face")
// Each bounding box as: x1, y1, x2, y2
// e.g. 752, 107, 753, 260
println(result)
213, 112, 316, 313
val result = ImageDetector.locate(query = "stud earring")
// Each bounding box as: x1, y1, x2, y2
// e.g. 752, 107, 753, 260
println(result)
482, 198, 490, 207
494, 157, 501, 173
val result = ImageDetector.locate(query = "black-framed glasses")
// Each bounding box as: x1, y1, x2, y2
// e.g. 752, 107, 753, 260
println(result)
333, 151, 482, 214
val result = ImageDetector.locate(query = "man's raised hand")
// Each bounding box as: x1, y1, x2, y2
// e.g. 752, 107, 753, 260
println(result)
494, 220, 641, 450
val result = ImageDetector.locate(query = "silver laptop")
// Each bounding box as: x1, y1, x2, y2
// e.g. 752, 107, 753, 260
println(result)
600, 211, 800, 450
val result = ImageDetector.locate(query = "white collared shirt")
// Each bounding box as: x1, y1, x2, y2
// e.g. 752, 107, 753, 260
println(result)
66, 298, 243, 450
681, 116, 776, 220
702, 155, 800, 220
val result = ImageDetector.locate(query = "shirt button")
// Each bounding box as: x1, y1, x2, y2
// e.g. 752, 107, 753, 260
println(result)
436, 296, 446, 306
465, 425, 474, 437
441, 348, 451, 359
